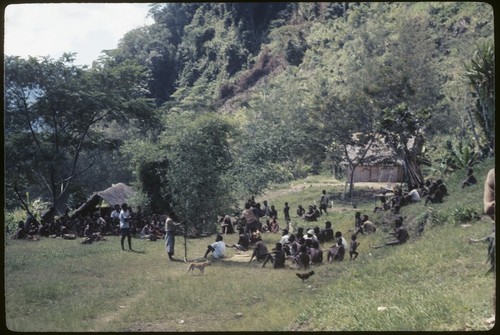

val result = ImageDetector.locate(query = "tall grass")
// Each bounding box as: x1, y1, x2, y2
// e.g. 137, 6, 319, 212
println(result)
4, 158, 495, 331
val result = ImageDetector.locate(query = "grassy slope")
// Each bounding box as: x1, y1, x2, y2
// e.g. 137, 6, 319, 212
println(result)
3, 158, 495, 332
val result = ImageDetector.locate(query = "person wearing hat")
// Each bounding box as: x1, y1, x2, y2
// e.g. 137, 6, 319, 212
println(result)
305, 228, 323, 251
204, 234, 226, 259
305, 229, 315, 241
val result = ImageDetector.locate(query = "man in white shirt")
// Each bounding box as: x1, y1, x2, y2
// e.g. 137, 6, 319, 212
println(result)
408, 188, 421, 202
119, 203, 132, 251
279, 229, 290, 246
204, 234, 226, 259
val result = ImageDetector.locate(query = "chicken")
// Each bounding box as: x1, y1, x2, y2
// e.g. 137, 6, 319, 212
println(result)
296, 270, 315, 282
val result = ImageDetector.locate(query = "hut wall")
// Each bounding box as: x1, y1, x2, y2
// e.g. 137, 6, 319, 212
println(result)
347, 165, 403, 183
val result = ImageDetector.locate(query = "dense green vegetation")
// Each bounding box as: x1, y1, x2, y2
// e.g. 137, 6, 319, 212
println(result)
4, 157, 495, 331
4, 2, 494, 231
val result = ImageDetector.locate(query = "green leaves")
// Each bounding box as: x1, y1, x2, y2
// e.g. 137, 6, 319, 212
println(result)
157, 112, 235, 229
4, 54, 155, 210
464, 41, 495, 151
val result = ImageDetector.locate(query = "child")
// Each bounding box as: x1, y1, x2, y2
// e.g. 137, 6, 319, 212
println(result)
283, 202, 291, 229
354, 211, 364, 235
349, 233, 360, 261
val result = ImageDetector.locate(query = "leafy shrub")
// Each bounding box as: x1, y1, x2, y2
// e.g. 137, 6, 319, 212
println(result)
451, 207, 481, 225
4, 210, 27, 234
428, 208, 449, 226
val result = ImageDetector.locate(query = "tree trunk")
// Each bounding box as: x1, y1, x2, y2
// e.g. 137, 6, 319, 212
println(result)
402, 152, 424, 190
348, 163, 357, 199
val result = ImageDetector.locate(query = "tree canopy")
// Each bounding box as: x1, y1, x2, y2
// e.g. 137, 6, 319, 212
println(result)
4, 2, 494, 229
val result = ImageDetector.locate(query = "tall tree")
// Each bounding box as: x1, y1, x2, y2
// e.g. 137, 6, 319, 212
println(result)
159, 112, 235, 233
347, 9, 442, 188
4, 54, 153, 213
377, 104, 432, 190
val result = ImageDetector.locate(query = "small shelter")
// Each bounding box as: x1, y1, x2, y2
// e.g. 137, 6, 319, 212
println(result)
72, 183, 135, 218
342, 137, 404, 184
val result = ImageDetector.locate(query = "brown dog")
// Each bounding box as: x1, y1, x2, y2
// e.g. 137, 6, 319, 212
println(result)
187, 261, 211, 275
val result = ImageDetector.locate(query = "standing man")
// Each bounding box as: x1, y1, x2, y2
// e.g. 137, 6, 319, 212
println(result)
119, 203, 132, 251
240, 203, 258, 234
320, 190, 330, 216
165, 211, 182, 261
283, 202, 291, 230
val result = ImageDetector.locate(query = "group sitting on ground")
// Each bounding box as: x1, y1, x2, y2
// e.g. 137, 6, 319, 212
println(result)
10, 204, 166, 243
373, 177, 450, 213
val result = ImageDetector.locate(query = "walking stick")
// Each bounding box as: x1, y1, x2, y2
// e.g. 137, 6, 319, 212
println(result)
183, 221, 188, 262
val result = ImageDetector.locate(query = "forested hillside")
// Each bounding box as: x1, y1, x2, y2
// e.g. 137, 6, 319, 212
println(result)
4, 2, 494, 232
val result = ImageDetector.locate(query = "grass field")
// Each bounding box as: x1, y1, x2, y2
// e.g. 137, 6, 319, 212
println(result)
3, 158, 495, 331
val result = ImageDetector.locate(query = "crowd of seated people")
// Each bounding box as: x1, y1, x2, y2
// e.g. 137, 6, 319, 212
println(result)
373, 178, 450, 213
11, 204, 167, 243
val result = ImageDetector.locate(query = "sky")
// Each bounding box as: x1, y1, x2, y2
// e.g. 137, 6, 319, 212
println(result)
4, 3, 154, 66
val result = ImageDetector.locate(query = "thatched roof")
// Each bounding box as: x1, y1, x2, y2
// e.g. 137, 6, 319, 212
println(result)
97, 183, 134, 207
72, 183, 134, 218
342, 134, 404, 166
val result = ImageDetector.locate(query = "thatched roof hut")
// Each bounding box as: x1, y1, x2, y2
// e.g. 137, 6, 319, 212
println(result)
72, 183, 135, 218
342, 137, 404, 183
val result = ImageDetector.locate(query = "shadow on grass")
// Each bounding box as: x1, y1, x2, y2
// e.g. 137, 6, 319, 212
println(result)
124, 249, 146, 254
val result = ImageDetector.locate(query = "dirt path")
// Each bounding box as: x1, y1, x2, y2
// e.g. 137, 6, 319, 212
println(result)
88, 290, 148, 331
258, 181, 391, 203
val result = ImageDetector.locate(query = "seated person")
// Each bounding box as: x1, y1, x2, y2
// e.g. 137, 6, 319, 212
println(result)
436, 179, 448, 196
462, 168, 477, 188
220, 215, 234, 234
327, 237, 345, 262
372, 217, 409, 248
388, 217, 409, 245
425, 182, 444, 206
250, 230, 262, 245
406, 188, 421, 203
262, 242, 286, 269
296, 205, 306, 218
335, 231, 348, 250
249, 235, 269, 263
204, 234, 226, 259
270, 218, 280, 233
294, 244, 311, 269
140, 223, 152, 238
280, 229, 290, 246
362, 215, 377, 233
322, 221, 334, 243
389, 188, 405, 208
262, 219, 271, 232
11, 220, 28, 240
304, 205, 318, 222
295, 227, 304, 241
313, 205, 321, 218
228, 227, 250, 251
283, 233, 299, 257
308, 240, 323, 265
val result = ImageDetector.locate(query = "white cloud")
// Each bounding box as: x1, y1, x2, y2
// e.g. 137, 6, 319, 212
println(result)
4, 3, 154, 66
